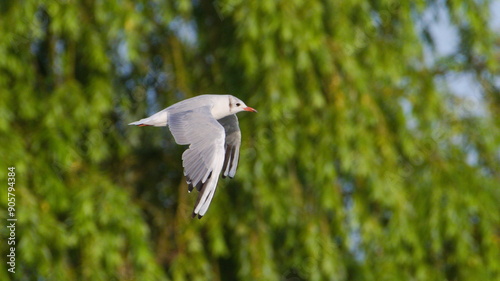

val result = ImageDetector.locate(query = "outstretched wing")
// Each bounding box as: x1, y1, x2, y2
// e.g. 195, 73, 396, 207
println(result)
167, 106, 225, 218
218, 114, 241, 178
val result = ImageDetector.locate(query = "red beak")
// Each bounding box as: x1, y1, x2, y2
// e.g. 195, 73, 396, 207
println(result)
243, 107, 258, 113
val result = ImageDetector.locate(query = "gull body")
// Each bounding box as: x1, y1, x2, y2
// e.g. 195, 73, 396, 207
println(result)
129, 94, 257, 218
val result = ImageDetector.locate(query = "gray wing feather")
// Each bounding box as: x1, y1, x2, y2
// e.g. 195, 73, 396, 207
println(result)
167, 106, 225, 218
218, 114, 242, 178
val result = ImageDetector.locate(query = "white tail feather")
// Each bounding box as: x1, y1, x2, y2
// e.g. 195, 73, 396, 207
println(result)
128, 110, 168, 127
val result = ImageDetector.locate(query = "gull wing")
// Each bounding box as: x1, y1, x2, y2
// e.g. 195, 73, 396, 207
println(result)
167, 106, 225, 218
217, 114, 242, 178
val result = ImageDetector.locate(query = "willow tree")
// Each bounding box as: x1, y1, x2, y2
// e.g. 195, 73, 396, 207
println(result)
1, 0, 499, 280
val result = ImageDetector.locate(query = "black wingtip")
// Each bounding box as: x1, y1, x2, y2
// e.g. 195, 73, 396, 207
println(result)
191, 212, 203, 219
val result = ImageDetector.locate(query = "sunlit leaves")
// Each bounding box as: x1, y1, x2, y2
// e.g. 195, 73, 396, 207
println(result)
1, 0, 499, 280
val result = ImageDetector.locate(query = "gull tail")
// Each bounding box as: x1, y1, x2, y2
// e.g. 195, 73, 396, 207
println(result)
129, 110, 168, 127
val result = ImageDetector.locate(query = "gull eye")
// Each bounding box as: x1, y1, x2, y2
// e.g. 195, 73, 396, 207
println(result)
236, 103, 241, 107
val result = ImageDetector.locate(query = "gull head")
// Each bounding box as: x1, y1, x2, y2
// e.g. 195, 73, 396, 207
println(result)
228, 95, 257, 114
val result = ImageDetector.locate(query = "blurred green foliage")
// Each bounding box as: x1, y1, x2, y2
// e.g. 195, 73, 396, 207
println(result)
0, 0, 499, 280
